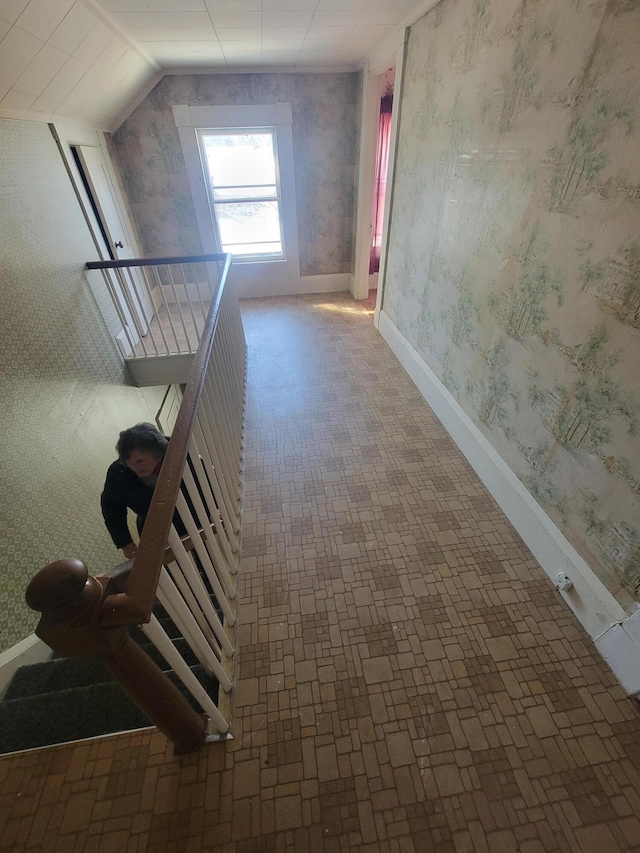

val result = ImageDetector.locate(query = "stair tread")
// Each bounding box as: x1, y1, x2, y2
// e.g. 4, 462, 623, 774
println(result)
0, 666, 211, 755
4, 637, 199, 701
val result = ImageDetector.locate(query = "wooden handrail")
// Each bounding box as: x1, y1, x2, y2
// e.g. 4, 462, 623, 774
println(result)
24, 252, 237, 753
26, 559, 206, 754
99, 252, 232, 628
85, 253, 228, 271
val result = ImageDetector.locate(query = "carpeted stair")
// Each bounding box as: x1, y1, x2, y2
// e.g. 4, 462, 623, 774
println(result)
0, 609, 218, 755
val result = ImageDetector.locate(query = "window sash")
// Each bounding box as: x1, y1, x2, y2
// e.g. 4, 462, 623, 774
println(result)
197, 127, 286, 261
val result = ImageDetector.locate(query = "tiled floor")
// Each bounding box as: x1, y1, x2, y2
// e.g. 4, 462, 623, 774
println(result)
132, 301, 209, 358
3, 291, 640, 852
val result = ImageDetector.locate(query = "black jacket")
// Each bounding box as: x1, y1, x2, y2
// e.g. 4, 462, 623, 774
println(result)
101, 456, 208, 550
100, 461, 157, 549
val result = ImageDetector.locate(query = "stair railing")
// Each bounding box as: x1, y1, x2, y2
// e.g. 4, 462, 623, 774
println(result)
85, 253, 226, 359
26, 252, 246, 754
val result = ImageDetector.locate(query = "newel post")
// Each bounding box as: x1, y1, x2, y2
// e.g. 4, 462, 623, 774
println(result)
26, 559, 206, 754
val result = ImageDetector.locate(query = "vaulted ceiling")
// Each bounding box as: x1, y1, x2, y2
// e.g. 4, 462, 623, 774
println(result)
0, 0, 417, 130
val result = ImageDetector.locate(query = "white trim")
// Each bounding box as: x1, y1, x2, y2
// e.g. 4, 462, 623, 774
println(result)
161, 65, 358, 77
0, 108, 107, 129
50, 121, 142, 264
300, 274, 351, 295
377, 309, 628, 641
80, 0, 161, 72
595, 613, 640, 697
0, 635, 51, 699
352, 65, 384, 300
374, 34, 408, 324
360, 0, 438, 76
403, 0, 445, 27
109, 71, 164, 134
175, 103, 292, 128
231, 272, 350, 300
127, 353, 195, 387
173, 103, 301, 293
352, 34, 407, 305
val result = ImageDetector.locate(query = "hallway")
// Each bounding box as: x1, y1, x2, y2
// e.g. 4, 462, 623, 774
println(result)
2, 292, 640, 852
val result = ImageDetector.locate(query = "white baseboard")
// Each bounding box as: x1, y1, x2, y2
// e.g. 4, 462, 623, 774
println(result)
594, 611, 640, 698
0, 635, 51, 698
297, 273, 352, 295
377, 310, 628, 644
230, 271, 351, 299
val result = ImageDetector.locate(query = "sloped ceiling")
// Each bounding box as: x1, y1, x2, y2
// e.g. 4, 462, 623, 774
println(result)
0, 0, 416, 130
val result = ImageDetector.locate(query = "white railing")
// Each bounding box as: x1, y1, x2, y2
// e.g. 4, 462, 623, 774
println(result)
87, 252, 245, 743
86, 254, 226, 359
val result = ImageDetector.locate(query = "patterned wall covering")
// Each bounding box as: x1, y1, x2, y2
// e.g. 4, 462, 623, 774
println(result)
384, 0, 640, 611
109, 72, 361, 277
0, 119, 164, 654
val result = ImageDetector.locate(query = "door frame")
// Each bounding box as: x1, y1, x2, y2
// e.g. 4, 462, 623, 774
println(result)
353, 29, 408, 324
50, 120, 149, 355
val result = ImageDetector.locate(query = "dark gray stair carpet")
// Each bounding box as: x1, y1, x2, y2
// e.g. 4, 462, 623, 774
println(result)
0, 666, 210, 754
0, 603, 219, 755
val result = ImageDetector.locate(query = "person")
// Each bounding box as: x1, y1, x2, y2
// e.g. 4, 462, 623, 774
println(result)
101, 423, 169, 560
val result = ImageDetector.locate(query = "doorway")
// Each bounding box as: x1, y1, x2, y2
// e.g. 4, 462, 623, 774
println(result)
73, 145, 154, 355
369, 67, 395, 296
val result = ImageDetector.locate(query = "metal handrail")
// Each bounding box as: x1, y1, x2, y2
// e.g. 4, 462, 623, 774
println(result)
86, 253, 227, 270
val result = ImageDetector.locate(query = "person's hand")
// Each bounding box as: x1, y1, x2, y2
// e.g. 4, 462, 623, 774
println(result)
122, 542, 138, 560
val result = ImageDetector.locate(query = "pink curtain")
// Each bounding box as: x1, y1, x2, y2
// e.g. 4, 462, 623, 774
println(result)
369, 93, 393, 274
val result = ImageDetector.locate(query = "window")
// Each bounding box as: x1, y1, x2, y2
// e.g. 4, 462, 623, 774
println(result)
197, 128, 284, 260
174, 103, 300, 295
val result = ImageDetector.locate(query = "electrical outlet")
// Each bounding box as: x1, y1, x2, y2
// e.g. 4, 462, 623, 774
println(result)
555, 572, 573, 592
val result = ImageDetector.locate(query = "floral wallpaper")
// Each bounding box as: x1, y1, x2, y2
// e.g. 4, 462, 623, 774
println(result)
384, 0, 640, 611
110, 72, 361, 277
0, 119, 164, 653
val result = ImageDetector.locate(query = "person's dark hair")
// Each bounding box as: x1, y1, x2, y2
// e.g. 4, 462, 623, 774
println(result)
116, 423, 168, 465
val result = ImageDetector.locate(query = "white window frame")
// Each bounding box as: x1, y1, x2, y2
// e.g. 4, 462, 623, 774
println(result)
196, 125, 285, 262
174, 103, 301, 295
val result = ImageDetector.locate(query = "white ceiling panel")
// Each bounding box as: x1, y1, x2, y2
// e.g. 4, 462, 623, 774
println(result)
215, 28, 262, 43
110, 12, 160, 30
0, 0, 412, 127
73, 21, 115, 64
14, 0, 75, 42
154, 11, 213, 27
128, 28, 171, 41
315, 0, 372, 8
204, 0, 262, 10
1, 88, 36, 109
153, 28, 217, 41
12, 43, 69, 96
177, 40, 224, 52
31, 95, 63, 112
263, 35, 305, 49
148, 0, 207, 9
221, 40, 262, 55
41, 55, 89, 102
0, 0, 31, 26
305, 26, 356, 41
96, 0, 149, 11
0, 26, 43, 91
262, 0, 317, 10
206, 11, 262, 27
48, 3, 98, 55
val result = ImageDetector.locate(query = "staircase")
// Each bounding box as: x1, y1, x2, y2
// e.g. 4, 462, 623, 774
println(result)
0, 606, 218, 756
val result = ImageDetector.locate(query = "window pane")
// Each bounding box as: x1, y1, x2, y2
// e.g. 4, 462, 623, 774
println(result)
214, 200, 282, 256
213, 184, 277, 201
203, 132, 276, 189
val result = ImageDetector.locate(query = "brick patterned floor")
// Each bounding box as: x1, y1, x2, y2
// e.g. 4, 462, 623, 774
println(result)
2, 292, 640, 852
